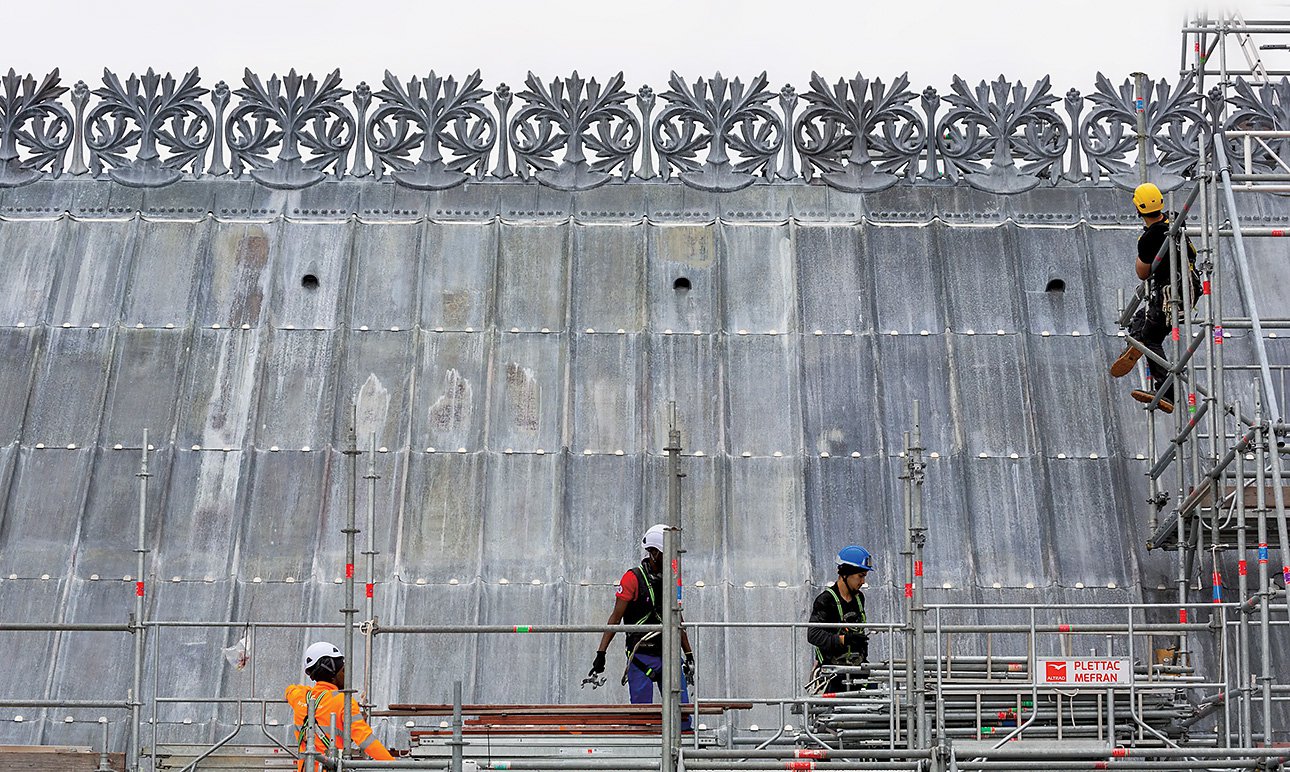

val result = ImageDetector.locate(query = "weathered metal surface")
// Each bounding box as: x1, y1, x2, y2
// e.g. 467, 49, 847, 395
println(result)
0, 171, 1286, 750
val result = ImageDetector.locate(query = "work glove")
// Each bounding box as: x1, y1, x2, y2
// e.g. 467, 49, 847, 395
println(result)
588, 650, 606, 678
682, 652, 696, 684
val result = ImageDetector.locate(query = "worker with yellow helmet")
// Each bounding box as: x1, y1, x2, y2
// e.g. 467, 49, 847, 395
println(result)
1109, 182, 1202, 414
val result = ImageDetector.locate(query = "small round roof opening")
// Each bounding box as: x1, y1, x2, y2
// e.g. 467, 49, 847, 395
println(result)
302, 274, 320, 290
673, 277, 692, 291
1045, 278, 1066, 293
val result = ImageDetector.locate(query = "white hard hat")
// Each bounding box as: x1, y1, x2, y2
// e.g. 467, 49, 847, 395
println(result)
303, 641, 343, 674
642, 524, 666, 554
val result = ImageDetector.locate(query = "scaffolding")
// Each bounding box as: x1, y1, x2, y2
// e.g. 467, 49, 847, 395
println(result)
1117, 8, 1290, 750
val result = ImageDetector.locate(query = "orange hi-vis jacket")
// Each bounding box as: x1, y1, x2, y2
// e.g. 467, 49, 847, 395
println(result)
286, 681, 394, 770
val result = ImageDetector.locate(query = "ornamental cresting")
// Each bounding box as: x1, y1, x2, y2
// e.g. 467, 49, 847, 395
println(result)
0, 67, 1286, 194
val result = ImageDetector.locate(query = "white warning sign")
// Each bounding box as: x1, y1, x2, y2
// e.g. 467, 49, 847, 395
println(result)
1037, 658, 1132, 686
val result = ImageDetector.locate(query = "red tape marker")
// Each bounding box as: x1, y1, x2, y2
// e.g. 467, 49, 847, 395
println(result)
1179, 608, 1188, 624
345, 564, 354, 578
365, 583, 374, 599
904, 583, 913, 599
786, 762, 814, 771
914, 560, 924, 577
136, 581, 145, 597
1202, 279, 1211, 295
795, 749, 826, 760
1172, 327, 1180, 341
1273, 229, 1285, 237
1058, 624, 1071, 633
1238, 560, 1247, 576
1112, 747, 1129, 758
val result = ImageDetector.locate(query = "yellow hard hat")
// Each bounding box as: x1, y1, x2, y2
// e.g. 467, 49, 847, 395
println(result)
1133, 183, 1163, 215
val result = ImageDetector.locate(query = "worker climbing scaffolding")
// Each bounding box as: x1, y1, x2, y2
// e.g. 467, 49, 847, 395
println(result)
1110, 182, 1204, 414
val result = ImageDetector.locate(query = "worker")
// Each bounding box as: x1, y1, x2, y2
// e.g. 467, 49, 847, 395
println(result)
286, 641, 393, 770
587, 524, 695, 720
807, 546, 872, 695
1110, 182, 1202, 414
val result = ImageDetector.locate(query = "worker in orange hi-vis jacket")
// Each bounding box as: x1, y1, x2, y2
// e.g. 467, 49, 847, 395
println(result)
286, 641, 394, 770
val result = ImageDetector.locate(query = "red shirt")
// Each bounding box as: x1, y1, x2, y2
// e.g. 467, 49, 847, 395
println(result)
615, 569, 641, 601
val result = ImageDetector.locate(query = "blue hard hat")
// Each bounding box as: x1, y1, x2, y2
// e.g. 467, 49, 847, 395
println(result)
837, 545, 874, 572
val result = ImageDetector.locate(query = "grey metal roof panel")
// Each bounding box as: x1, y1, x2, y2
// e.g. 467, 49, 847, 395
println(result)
950, 333, 1036, 457
496, 223, 570, 331
1044, 459, 1137, 586
76, 447, 172, 579
415, 332, 487, 452
253, 329, 340, 448
569, 333, 643, 453
726, 335, 802, 456
399, 452, 486, 580
48, 220, 134, 326
1016, 226, 1097, 334
1026, 335, 1116, 458
720, 224, 796, 333
487, 334, 566, 452
0, 448, 93, 577
938, 224, 1023, 332
647, 224, 720, 333
800, 334, 882, 458
153, 450, 246, 579
570, 224, 647, 332
645, 334, 725, 454
24, 328, 112, 446
865, 224, 943, 333
101, 329, 187, 445
723, 586, 813, 701
725, 458, 809, 587
174, 328, 261, 448
0, 329, 40, 445
314, 449, 404, 575
802, 455, 892, 572
197, 222, 277, 328
642, 456, 726, 581
420, 221, 498, 331
386, 581, 481, 702
0, 220, 65, 325
959, 457, 1048, 587
0, 578, 62, 743
238, 451, 329, 581
873, 334, 955, 455
794, 226, 867, 334
340, 331, 416, 448
268, 222, 353, 330
121, 220, 209, 327
476, 583, 566, 703
481, 453, 565, 583
563, 455, 646, 586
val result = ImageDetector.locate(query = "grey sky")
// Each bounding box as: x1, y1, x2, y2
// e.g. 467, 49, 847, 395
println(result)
2, 0, 1282, 92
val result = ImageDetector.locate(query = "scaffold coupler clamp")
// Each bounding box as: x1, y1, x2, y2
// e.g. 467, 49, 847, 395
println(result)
932, 737, 955, 772
359, 619, 376, 636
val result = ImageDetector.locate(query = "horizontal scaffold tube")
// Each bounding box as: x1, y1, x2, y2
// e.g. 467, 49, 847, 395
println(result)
0, 622, 132, 632
329, 762, 658, 771
683, 750, 933, 759
681, 764, 922, 771
375, 624, 663, 635
956, 763, 1260, 771
0, 699, 130, 708
971, 747, 1290, 759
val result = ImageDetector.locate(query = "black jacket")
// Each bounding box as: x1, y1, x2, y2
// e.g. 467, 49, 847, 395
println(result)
807, 584, 868, 664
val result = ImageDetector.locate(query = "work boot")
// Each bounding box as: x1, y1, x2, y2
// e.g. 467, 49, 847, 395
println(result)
1131, 389, 1174, 414
1110, 346, 1142, 377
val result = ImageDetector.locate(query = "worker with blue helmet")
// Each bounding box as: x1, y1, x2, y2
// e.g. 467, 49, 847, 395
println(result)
806, 546, 872, 694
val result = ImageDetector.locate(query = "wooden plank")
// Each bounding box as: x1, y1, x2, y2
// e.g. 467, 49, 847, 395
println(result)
0, 747, 124, 772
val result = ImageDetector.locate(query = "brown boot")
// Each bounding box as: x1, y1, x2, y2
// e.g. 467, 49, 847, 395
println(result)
1110, 346, 1142, 377
1131, 389, 1174, 414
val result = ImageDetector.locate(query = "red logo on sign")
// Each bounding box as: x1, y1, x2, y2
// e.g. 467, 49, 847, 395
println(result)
1045, 662, 1066, 682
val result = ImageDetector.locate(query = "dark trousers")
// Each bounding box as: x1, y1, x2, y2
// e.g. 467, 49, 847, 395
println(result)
1128, 304, 1174, 400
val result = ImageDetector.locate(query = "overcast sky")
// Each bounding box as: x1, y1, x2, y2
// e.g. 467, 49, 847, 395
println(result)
4, 0, 1286, 92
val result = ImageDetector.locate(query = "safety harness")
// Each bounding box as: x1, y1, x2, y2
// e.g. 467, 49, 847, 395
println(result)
295, 689, 380, 760
622, 565, 664, 685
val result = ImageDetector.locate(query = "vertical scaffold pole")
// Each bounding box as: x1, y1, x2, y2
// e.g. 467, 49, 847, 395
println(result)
910, 402, 928, 748
1254, 408, 1273, 737
130, 429, 151, 772
1234, 448, 1252, 747
362, 432, 379, 723
1134, 72, 1149, 184
662, 403, 684, 772
342, 407, 360, 760
901, 428, 915, 749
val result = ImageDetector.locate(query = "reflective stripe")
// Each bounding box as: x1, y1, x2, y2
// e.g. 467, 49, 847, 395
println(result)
815, 586, 865, 662
357, 733, 377, 752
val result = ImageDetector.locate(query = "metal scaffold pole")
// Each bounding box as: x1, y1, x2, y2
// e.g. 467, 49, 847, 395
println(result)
130, 429, 151, 772
363, 431, 380, 724
662, 403, 684, 772
343, 406, 361, 760
900, 402, 929, 750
